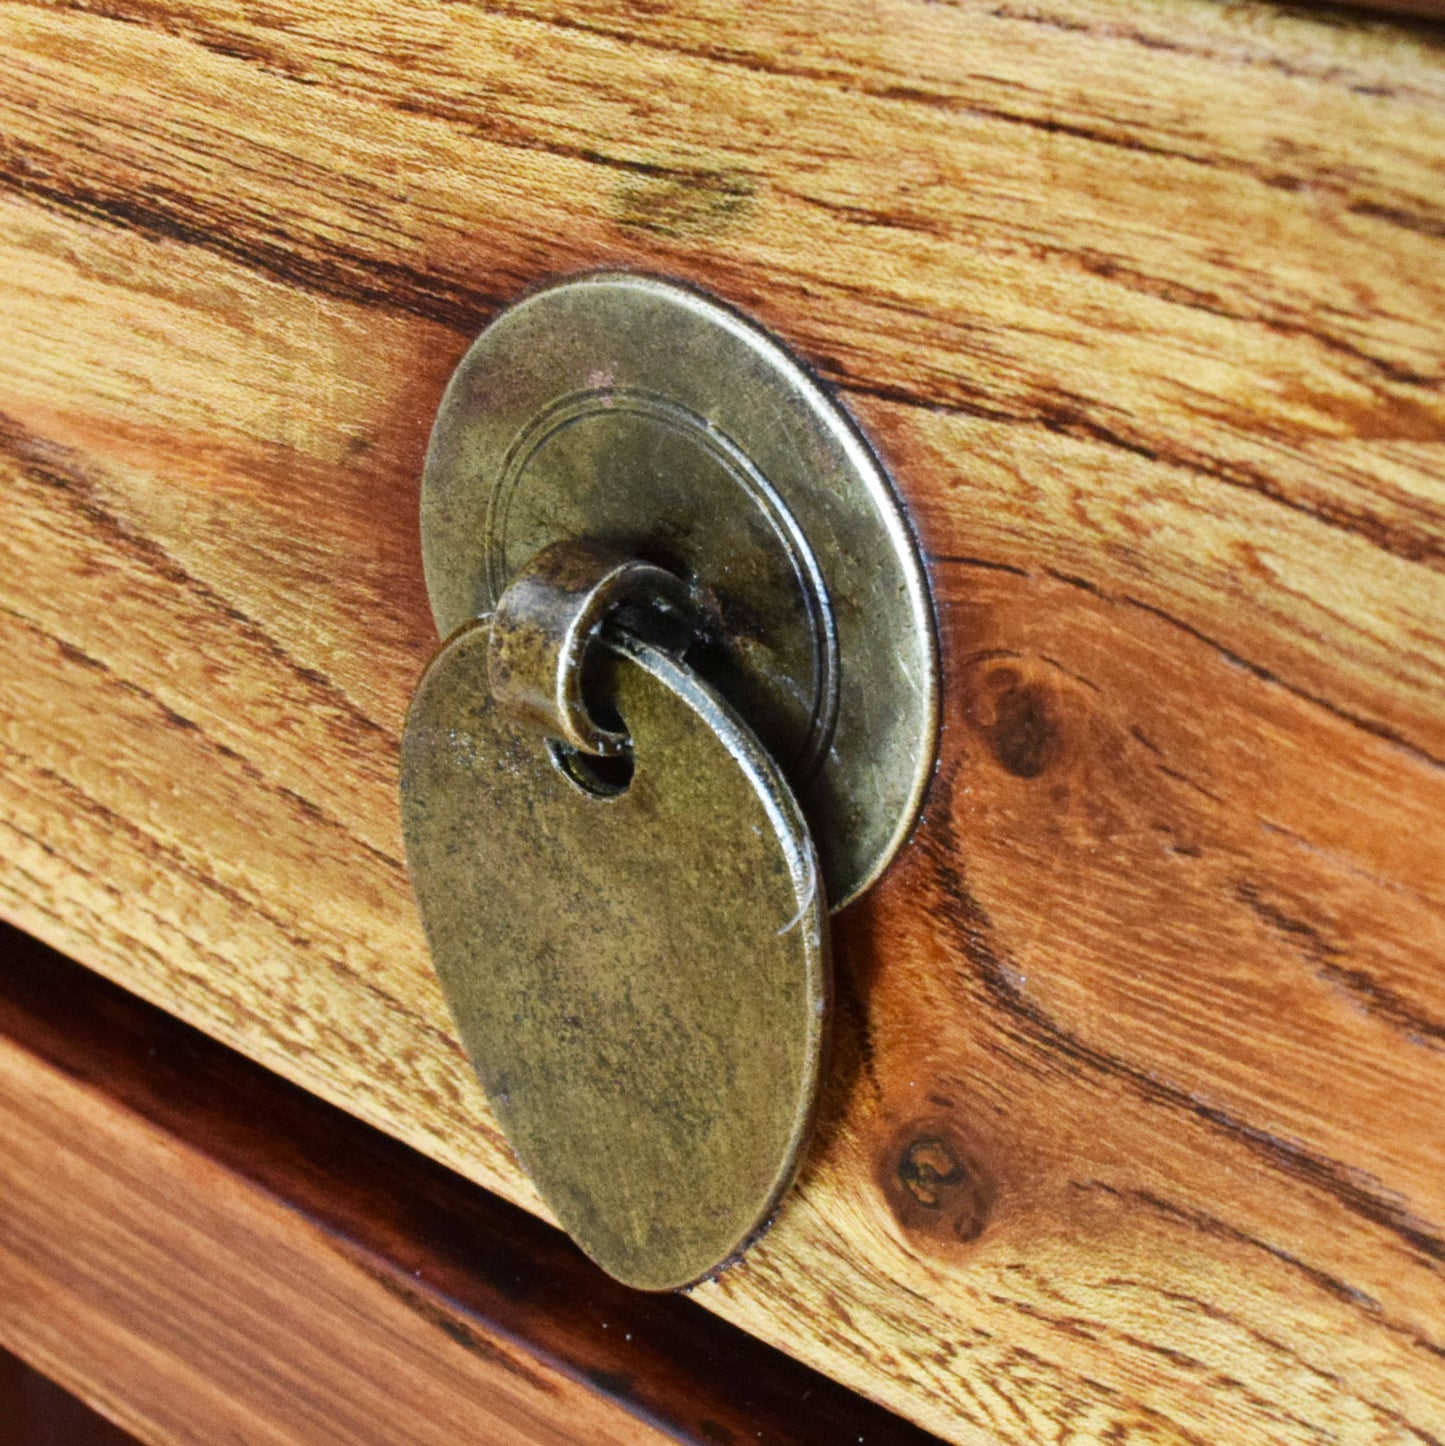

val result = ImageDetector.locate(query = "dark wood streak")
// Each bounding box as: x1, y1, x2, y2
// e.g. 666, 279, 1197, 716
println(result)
1236, 882, 1445, 1048
1350, 197, 1445, 242
927, 554, 1031, 577
921, 768, 1445, 1269
1080, 1181, 1386, 1315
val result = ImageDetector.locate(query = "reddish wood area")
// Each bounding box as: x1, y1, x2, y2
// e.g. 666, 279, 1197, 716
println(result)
0, 923, 939, 1446
0, 0, 1442, 1441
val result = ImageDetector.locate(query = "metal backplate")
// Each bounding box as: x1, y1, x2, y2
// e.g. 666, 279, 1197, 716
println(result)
401, 619, 828, 1291
422, 273, 937, 908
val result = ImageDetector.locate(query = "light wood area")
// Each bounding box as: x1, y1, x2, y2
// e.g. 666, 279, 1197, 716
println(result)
0, 1, 1443, 1441
0, 924, 933, 1446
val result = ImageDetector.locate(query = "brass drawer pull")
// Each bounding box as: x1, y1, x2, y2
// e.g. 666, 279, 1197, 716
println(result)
400, 274, 937, 1289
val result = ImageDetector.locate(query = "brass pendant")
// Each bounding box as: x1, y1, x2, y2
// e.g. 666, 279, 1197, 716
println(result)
402, 544, 827, 1290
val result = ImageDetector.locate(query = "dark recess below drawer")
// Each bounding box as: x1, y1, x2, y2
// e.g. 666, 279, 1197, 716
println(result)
0, 921, 945, 1446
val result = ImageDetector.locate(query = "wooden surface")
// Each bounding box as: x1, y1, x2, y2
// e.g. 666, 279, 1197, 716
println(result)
0, 923, 938, 1446
0, 0, 1443, 1440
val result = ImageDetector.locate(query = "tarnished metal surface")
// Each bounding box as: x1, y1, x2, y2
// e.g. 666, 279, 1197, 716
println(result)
420, 272, 937, 909
403, 275, 937, 1286
400, 556, 829, 1289
487, 539, 694, 757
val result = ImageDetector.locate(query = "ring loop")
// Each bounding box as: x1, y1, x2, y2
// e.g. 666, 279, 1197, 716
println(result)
487, 540, 695, 756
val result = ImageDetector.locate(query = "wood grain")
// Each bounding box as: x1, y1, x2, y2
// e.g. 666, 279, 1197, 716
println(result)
0, 922, 939, 1446
0, 0, 1442, 1441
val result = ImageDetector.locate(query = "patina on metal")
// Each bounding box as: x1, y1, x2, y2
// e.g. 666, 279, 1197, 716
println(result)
403, 276, 937, 1288
420, 271, 937, 909
401, 540, 828, 1291
487, 539, 696, 756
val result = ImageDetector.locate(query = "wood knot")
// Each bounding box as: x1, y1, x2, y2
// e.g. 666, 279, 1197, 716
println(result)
963, 660, 1062, 779
900, 1136, 966, 1205
880, 1122, 994, 1245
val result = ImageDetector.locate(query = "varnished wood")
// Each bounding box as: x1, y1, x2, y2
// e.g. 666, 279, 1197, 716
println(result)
0, 923, 939, 1446
0, 0, 1442, 1440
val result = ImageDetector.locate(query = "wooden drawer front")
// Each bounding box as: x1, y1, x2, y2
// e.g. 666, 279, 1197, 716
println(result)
1, 2, 1443, 1441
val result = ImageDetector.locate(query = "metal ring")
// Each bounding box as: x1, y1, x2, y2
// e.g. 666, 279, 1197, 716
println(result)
487, 540, 695, 756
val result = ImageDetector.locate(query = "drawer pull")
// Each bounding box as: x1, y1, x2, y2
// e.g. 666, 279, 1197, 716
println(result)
400, 274, 936, 1289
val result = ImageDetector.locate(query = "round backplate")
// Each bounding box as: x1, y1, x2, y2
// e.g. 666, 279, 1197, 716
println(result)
421, 272, 937, 908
